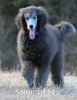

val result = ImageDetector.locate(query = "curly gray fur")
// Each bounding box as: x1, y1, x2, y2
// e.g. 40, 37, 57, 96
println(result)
15, 6, 76, 89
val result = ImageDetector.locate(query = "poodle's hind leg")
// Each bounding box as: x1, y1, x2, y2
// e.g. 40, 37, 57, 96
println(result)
21, 60, 35, 89
51, 48, 64, 87
36, 63, 50, 89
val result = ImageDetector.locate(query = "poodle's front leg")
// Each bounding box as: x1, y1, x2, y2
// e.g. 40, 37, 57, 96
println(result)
36, 63, 50, 89
21, 60, 35, 89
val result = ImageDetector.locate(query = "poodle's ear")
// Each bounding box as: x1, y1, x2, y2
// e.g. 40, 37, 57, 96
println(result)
55, 21, 76, 37
37, 7, 48, 27
15, 8, 24, 30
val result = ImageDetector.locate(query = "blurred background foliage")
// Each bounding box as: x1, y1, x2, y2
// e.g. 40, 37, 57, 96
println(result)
0, 0, 77, 74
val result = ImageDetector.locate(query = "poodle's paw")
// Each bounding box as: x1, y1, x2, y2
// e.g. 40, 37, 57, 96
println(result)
28, 81, 35, 89
52, 76, 64, 88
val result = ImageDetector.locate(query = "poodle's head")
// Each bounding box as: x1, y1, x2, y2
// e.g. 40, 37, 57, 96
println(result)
15, 6, 48, 40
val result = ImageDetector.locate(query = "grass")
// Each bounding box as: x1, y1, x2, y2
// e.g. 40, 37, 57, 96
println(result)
0, 71, 77, 100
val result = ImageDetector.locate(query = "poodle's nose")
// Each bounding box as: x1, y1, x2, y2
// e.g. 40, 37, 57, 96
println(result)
29, 25, 33, 29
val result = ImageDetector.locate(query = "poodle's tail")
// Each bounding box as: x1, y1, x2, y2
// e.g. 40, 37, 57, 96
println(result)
55, 21, 76, 39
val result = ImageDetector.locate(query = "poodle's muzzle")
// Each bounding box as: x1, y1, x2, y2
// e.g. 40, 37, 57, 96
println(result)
26, 17, 37, 30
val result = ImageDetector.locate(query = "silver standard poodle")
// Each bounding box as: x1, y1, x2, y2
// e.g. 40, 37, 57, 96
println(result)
15, 6, 76, 89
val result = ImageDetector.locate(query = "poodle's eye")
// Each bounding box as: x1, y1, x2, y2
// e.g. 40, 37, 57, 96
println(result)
33, 16, 37, 19
26, 17, 29, 20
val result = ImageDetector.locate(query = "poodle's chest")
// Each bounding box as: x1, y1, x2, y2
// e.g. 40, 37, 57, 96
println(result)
22, 39, 46, 60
